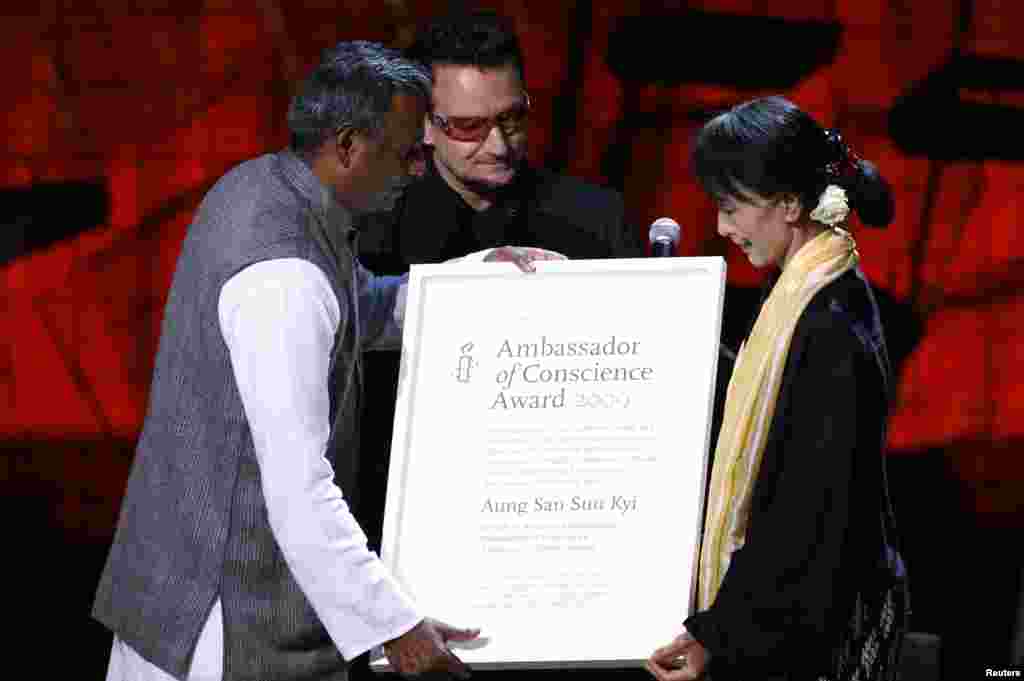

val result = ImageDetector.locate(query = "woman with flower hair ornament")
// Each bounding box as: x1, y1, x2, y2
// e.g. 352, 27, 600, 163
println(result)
646, 96, 907, 681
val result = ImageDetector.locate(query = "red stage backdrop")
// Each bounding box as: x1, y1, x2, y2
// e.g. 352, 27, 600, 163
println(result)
2, 1, 1022, 672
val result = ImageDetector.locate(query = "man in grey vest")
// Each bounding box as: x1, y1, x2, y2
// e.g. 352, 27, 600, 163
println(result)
92, 41, 556, 681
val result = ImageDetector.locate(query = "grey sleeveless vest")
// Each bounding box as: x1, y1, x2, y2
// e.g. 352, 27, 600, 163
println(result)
93, 150, 372, 680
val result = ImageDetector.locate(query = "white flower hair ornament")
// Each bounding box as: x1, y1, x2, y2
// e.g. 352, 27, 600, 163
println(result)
809, 184, 850, 227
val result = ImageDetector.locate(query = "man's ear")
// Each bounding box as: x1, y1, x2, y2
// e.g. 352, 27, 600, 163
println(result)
335, 127, 357, 168
782, 194, 803, 223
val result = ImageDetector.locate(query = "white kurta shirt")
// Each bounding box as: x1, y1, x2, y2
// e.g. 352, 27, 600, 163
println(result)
106, 257, 417, 680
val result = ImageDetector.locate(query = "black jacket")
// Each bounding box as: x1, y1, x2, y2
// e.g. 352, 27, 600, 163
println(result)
685, 268, 904, 681
356, 159, 643, 275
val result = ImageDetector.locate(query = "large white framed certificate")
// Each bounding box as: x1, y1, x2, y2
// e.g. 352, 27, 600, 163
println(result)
374, 257, 725, 670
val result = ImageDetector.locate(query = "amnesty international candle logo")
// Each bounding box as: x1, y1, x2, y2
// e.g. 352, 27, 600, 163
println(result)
455, 342, 478, 383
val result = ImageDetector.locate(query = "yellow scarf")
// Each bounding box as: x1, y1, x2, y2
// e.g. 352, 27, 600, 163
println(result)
697, 228, 859, 610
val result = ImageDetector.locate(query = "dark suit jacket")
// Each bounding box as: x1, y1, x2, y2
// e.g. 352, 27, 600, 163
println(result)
685, 268, 903, 681
357, 160, 643, 274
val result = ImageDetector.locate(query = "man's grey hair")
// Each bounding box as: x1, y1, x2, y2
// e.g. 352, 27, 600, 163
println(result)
288, 41, 431, 155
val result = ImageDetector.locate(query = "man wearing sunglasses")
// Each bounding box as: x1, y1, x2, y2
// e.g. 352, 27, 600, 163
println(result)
358, 9, 638, 269
353, 7, 640, 588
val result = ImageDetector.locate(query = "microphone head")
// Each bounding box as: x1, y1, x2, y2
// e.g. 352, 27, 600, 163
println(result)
649, 217, 681, 246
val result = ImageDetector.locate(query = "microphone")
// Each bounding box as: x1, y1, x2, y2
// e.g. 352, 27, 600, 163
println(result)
648, 217, 680, 257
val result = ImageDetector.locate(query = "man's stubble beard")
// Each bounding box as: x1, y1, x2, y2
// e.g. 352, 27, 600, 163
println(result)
455, 157, 524, 198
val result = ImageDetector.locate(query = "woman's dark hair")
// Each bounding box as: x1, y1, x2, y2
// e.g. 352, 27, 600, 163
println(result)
692, 96, 894, 227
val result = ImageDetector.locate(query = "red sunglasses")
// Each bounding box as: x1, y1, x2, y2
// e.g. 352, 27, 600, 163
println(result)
429, 93, 531, 143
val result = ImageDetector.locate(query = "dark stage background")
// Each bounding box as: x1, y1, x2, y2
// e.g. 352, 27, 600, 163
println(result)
3, 1, 1022, 679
